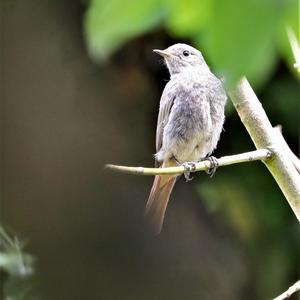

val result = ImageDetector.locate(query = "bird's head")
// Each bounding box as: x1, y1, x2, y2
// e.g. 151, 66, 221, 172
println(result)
153, 43, 209, 75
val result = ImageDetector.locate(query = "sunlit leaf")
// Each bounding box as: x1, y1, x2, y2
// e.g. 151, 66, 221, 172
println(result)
164, 0, 211, 37
0, 252, 34, 277
84, 0, 297, 86
0, 226, 34, 277
276, 1, 300, 77
201, 0, 291, 87
84, 0, 165, 61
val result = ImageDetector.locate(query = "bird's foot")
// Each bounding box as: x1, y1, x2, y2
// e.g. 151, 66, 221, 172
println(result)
182, 162, 197, 182
205, 156, 219, 178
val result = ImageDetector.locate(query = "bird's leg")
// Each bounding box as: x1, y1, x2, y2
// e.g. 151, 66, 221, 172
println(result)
204, 156, 219, 178
182, 162, 197, 182
171, 155, 196, 182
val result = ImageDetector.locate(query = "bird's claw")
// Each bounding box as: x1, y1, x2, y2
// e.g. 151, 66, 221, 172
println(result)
205, 156, 219, 178
182, 162, 197, 182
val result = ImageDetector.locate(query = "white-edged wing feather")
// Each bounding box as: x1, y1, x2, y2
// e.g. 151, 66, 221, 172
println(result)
156, 82, 176, 153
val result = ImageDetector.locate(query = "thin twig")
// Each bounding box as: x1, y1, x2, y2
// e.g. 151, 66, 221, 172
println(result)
273, 280, 300, 300
106, 148, 272, 175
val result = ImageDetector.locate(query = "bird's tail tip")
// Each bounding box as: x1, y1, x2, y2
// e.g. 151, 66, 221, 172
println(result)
145, 175, 176, 235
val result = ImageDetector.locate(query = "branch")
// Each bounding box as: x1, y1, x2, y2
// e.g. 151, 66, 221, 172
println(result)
274, 125, 300, 174
229, 78, 300, 222
106, 149, 272, 175
273, 280, 300, 300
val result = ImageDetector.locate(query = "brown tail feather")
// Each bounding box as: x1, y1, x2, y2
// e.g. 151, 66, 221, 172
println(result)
145, 163, 177, 235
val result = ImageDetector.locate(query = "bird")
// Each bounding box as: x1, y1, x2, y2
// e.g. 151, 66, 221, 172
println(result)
145, 43, 227, 235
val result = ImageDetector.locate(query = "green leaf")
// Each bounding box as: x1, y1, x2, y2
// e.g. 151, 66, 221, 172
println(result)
83, 0, 298, 86
203, 0, 290, 87
164, 0, 211, 37
0, 252, 34, 276
276, 0, 299, 77
84, 0, 165, 61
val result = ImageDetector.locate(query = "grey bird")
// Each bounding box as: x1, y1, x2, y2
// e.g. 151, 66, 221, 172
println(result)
145, 43, 227, 234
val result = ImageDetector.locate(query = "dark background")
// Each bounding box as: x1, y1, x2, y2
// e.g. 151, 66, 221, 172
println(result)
1, 1, 299, 299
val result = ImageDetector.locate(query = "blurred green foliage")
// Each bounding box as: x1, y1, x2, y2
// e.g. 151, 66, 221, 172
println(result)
0, 226, 35, 300
198, 160, 299, 298
84, 0, 165, 61
84, 0, 298, 86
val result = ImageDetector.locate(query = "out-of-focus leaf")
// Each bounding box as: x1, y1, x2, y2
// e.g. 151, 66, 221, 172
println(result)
276, 1, 300, 77
84, 0, 165, 61
197, 159, 293, 243
198, 150, 299, 299
0, 226, 36, 299
0, 226, 35, 276
4, 276, 37, 300
255, 242, 296, 299
202, 0, 290, 87
198, 178, 260, 242
84, 0, 298, 86
0, 252, 34, 277
264, 76, 299, 138
164, 0, 211, 37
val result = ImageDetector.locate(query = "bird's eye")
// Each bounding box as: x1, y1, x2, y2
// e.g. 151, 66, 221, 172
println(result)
183, 50, 190, 57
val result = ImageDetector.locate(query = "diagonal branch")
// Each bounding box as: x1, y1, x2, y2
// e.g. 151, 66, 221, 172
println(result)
273, 279, 300, 300
274, 125, 300, 174
229, 77, 300, 221
106, 149, 272, 175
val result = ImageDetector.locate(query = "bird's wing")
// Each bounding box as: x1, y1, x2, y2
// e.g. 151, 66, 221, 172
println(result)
156, 82, 176, 153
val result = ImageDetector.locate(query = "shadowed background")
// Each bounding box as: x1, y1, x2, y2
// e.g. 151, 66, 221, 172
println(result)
1, 0, 299, 299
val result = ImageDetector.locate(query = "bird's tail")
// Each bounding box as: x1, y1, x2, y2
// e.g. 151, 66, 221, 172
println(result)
145, 161, 177, 235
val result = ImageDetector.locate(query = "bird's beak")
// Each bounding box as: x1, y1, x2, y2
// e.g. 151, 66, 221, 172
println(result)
153, 49, 172, 58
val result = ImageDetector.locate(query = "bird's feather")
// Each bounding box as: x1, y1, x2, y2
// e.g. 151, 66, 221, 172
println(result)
156, 83, 176, 153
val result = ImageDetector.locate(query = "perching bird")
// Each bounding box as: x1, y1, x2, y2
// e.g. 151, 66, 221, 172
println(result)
145, 43, 227, 234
